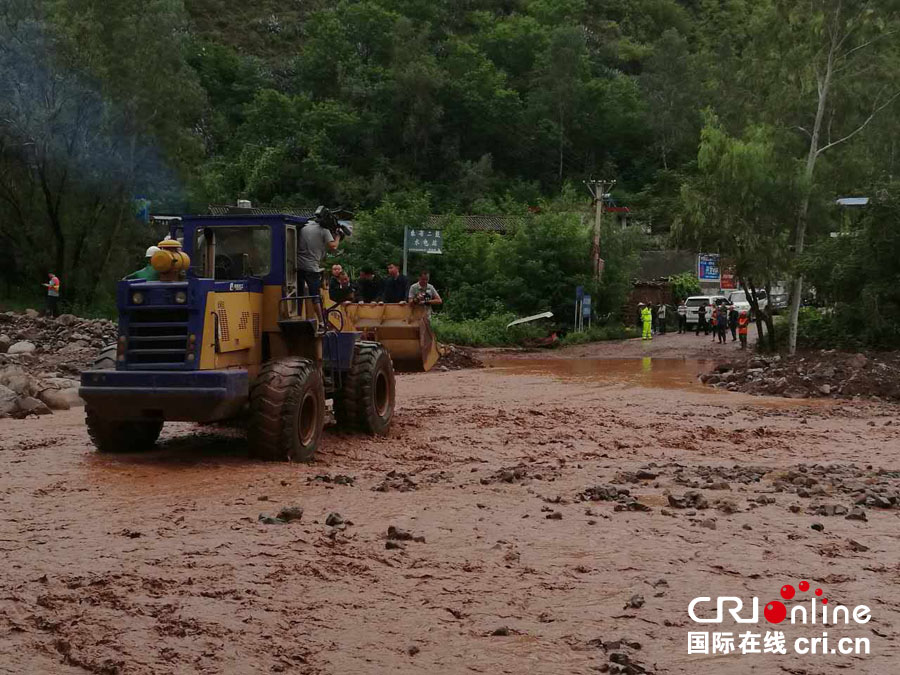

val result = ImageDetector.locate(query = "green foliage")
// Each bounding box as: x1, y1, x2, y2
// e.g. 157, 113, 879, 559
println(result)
431, 314, 545, 347
669, 271, 701, 301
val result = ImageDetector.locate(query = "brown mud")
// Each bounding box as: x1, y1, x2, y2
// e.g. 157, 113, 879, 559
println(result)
2, 332, 900, 674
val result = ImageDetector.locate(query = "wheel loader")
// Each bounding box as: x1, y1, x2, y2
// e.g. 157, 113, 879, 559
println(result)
78, 210, 434, 460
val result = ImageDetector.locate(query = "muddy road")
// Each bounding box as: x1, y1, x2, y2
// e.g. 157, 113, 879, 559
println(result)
2, 334, 899, 674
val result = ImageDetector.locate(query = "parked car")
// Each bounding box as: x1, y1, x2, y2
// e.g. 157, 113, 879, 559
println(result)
769, 292, 789, 313
684, 295, 727, 325
727, 289, 768, 316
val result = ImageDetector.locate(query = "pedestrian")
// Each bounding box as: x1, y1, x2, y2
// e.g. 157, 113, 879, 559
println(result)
657, 303, 667, 335
728, 305, 739, 342
379, 262, 408, 304
651, 304, 659, 334
125, 246, 161, 281
695, 304, 708, 336
43, 272, 60, 317
677, 302, 687, 333
738, 310, 750, 349
356, 266, 380, 303
408, 270, 442, 315
709, 306, 719, 342
639, 303, 653, 341
717, 309, 728, 344
329, 271, 356, 304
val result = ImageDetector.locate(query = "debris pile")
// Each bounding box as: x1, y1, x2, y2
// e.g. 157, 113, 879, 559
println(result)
0, 310, 117, 418
436, 344, 483, 370
702, 350, 900, 401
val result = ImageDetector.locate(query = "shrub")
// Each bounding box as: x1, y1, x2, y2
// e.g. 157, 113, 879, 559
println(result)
431, 314, 546, 347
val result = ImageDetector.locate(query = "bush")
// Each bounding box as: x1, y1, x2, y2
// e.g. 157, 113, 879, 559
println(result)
431, 314, 546, 347
773, 307, 865, 352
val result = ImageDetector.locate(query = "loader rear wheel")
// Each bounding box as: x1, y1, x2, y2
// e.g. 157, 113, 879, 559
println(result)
249, 358, 325, 462
334, 342, 395, 435
84, 345, 163, 453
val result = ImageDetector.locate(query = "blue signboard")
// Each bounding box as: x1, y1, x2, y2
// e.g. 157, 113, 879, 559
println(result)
582, 294, 592, 318
575, 285, 585, 302
405, 229, 443, 254
698, 253, 721, 282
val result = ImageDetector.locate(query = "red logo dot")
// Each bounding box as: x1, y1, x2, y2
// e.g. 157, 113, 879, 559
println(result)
815, 588, 823, 596
764, 601, 787, 623
780, 584, 795, 600
799, 581, 810, 592
822, 598, 828, 605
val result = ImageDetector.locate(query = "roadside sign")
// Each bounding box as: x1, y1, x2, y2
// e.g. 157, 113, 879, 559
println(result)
721, 266, 737, 290
405, 229, 443, 254
576, 285, 585, 301
698, 253, 720, 282
582, 294, 592, 318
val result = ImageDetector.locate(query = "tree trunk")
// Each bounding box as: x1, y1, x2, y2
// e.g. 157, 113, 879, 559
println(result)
788, 13, 839, 355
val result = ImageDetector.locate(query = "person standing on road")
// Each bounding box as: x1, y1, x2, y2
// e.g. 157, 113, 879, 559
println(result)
709, 306, 719, 342
640, 303, 653, 341
728, 305, 739, 342
738, 310, 750, 349
657, 303, 667, 335
677, 302, 687, 333
695, 304, 708, 336
43, 272, 60, 317
717, 308, 728, 344
379, 262, 408, 304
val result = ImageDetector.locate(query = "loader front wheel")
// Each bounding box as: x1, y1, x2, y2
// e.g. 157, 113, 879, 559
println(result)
84, 345, 163, 453
249, 358, 325, 462
334, 342, 395, 435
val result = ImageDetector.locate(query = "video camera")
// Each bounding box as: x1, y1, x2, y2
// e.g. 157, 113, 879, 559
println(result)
314, 205, 354, 239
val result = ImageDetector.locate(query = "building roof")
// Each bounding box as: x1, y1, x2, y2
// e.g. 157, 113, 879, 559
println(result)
427, 214, 523, 233
209, 204, 318, 218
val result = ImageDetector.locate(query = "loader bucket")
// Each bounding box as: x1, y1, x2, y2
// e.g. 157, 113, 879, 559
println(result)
330, 303, 441, 372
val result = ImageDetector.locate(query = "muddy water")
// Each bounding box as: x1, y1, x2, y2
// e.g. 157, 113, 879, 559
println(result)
485, 356, 714, 391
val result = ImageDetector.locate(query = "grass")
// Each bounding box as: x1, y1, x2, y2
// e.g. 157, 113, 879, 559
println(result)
433, 314, 637, 348
558, 324, 637, 347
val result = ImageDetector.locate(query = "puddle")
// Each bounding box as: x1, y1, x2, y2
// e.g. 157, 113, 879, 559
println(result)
483, 357, 714, 391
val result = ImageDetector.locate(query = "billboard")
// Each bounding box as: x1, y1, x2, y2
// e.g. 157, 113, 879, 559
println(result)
698, 253, 721, 282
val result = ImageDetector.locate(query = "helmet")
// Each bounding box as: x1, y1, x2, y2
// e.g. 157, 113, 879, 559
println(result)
145, 245, 161, 258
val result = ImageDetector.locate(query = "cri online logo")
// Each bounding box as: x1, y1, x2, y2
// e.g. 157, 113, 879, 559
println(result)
689, 580, 871, 625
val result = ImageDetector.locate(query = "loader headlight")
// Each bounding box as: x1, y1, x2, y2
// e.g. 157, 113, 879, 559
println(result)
174, 290, 187, 304
132, 291, 144, 305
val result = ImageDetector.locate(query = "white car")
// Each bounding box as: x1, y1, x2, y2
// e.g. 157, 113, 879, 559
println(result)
684, 295, 727, 325
727, 290, 768, 315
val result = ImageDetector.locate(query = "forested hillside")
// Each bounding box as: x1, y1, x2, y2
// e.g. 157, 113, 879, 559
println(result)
2, 0, 899, 345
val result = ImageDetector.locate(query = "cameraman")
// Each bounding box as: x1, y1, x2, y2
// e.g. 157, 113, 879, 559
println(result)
408, 270, 442, 316
298, 210, 341, 327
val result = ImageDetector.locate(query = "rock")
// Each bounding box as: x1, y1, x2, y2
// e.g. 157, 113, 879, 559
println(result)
0, 334, 10, 353
387, 526, 425, 543
491, 626, 511, 636
545, 511, 563, 520
56, 314, 78, 326
1, 373, 35, 397
698, 518, 717, 530
0, 384, 17, 416
385, 540, 405, 550
742, 524, 753, 531
818, 384, 832, 396
24, 309, 39, 319
848, 539, 869, 552
14, 396, 51, 417
849, 353, 868, 369
325, 512, 344, 527
277, 506, 304, 523
845, 507, 868, 522
668, 491, 708, 510
407, 645, 420, 656
626, 594, 645, 609
811, 523, 825, 532
38, 388, 82, 411
7, 341, 36, 355
258, 514, 284, 525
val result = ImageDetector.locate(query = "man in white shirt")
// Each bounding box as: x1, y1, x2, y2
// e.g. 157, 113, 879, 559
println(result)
408, 270, 442, 315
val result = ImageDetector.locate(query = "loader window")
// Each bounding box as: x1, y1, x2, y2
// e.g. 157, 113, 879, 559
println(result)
207, 226, 272, 280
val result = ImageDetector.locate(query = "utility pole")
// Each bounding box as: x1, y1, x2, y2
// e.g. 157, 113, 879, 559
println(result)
585, 179, 615, 280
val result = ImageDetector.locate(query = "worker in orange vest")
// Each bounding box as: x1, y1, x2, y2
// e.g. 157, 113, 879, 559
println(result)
737, 310, 750, 349
43, 272, 60, 317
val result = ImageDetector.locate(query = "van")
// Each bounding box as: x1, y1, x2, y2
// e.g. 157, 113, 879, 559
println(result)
684, 295, 727, 325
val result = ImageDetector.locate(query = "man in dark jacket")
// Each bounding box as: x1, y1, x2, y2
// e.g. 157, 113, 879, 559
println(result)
356, 266, 380, 303
379, 262, 408, 304
728, 305, 739, 341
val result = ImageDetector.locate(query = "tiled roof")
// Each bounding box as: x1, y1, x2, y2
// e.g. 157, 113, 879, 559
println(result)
208, 204, 318, 218
427, 214, 522, 233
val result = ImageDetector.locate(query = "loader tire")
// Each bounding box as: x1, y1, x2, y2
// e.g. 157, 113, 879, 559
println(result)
84, 344, 164, 454
334, 342, 395, 435
249, 358, 325, 462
